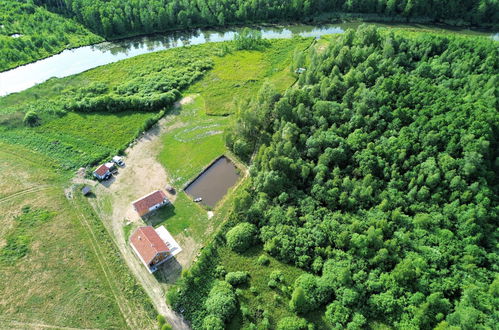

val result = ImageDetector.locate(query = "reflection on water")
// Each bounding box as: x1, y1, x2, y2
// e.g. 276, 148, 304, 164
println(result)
0, 23, 496, 96
184, 156, 239, 208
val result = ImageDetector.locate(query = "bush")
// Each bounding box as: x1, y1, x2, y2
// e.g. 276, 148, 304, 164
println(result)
268, 279, 278, 288
23, 110, 40, 127
161, 323, 172, 330
202, 315, 224, 330
289, 274, 333, 314
234, 28, 269, 50
226, 222, 257, 253
157, 314, 166, 325
214, 265, 227, 279
257, 255, 270, 266
225, 271, 250, 286
205, 281, 237, 321
277, 316, 309, 330
269, 270, 284, 283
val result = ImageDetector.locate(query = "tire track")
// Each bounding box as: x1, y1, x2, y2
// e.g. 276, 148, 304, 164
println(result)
69, 196, 140, 329
0, 185, 53, 204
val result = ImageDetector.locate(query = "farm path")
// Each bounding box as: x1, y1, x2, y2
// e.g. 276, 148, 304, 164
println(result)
84, 97, 197, 330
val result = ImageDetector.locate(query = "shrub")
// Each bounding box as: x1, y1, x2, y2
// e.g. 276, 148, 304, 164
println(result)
257, 255, 270, 266
226, 222, 257, 253
157, 314, 166, 325
161, 323, 172, 330
289, 274, 333, 314
269, 270, 284, 283
202, 315, 224, 330
277, 316, 308, 330
234, 28, 269, 50
23, 110, 40, 127
205, 281, 237, 321
268, 279, 278, 288
225, 271, 250, 286
214, 265, 227, 278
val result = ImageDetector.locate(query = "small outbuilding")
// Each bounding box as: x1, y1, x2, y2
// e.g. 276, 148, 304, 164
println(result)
132, 190, 170, 217
93, 164, 111, 181
81, 186, 92, 196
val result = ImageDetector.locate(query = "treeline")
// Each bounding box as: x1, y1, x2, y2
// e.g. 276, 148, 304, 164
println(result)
222, 27, 498, 328
0, 0, 101, 71
36, 0, 498, 38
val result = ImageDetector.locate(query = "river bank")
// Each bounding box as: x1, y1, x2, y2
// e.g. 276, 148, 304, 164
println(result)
1, 20, 497, 97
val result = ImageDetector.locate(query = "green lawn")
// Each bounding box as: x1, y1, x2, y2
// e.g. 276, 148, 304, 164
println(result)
158, 96, 228, 187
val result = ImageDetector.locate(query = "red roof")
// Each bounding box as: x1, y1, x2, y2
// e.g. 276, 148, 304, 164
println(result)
130, 226, 170, 265
94, 164, 109, 176
132, 190, 168, 216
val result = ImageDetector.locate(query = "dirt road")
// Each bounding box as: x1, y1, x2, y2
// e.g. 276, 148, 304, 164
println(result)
81, 98, 195, 330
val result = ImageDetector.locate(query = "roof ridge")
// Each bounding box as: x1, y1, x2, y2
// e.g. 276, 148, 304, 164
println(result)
139, 227, 168, 253
132, 189, 163, 205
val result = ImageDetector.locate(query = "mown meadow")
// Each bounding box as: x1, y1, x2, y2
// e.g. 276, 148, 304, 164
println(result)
0, 143, 156, 328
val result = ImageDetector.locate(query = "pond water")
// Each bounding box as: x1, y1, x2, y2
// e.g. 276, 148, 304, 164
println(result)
184, 156, 239, 208
0, 22, 496, 96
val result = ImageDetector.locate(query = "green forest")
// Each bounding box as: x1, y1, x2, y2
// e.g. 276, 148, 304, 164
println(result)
0, 0, 102, 71
36, 0, 499, 38
169, 27, 498, 329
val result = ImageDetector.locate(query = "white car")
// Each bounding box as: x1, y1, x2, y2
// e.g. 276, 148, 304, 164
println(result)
112, 156, 125, 167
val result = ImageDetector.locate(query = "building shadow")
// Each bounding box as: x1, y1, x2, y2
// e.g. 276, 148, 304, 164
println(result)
154, 256, 182, 284
144, 204, 176, 227
100, 175, 116, 188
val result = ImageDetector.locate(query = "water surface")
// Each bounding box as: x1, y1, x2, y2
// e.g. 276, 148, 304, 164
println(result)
1, 22, 495, 96
184, 156, 239, 208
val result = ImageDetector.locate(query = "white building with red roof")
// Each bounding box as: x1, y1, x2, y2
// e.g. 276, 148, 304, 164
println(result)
132, 190, 170, 217
93, 163, 111, 180
129, 226, 181, 273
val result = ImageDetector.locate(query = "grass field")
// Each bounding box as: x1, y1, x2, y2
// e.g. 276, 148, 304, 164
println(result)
0, 111, 159, 169
0, 143, 155, 329
158, 96, 228, 187
186, 38, 311, 115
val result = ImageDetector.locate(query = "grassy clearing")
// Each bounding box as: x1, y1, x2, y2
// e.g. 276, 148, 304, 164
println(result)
185, 38, 311, 115
0, 110, 158, 169
221, 246, 308, 329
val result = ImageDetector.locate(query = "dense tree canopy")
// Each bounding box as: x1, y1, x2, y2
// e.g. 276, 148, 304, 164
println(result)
0, 0, 101, 71
227, 26, 498, 328
36, 0, 499, 38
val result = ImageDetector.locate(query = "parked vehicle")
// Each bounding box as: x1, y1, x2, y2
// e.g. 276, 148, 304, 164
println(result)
112, 156, 125, 167
194, 197, 202, 202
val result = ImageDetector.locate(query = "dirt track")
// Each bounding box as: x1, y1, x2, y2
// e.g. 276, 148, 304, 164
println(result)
81, 98, 195, 329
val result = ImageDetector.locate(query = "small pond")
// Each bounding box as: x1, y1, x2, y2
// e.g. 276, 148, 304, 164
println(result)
184, 156, 240, 208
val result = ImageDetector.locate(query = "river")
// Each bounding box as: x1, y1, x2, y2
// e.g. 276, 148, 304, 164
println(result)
0, 22, 496, 96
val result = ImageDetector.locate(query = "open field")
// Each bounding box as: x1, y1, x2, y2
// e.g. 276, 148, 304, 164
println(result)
186, 38, 311, 115
0, 143, 155, 329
